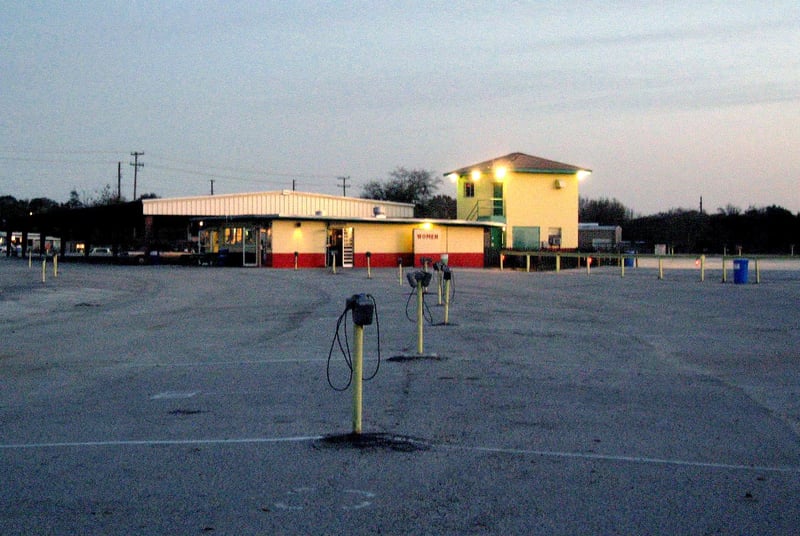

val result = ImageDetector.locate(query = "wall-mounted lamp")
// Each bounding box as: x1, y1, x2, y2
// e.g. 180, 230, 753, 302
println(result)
295, 222, 302, 228
470, 170, 481, 181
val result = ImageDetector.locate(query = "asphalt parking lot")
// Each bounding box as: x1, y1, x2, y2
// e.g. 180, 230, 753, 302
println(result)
1, 257, 799, 535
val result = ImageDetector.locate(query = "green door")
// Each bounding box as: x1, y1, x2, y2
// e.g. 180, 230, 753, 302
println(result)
484, 227, 503, 267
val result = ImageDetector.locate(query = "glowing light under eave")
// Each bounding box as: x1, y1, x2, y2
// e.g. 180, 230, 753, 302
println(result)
577, 170, 591, 181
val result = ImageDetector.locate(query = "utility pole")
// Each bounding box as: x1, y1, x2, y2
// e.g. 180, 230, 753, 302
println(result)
337, 176, 350, 197
117, 162, 122, 201
210, 180, 215, 195
130, 151, 144, 200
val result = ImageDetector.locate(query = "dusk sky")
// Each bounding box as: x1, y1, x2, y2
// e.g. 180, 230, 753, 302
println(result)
2, 1, 799, 216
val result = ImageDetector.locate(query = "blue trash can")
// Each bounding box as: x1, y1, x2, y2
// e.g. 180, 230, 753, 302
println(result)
624, 252, 635, 268
733, 258, 749, 284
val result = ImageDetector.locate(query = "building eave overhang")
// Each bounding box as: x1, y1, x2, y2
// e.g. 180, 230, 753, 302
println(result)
190, 214, 504, 228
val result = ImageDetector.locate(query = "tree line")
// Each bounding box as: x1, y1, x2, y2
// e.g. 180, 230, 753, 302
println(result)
0, 188, 159, 227
3, 171, 797, 255
580, 197, 800, 254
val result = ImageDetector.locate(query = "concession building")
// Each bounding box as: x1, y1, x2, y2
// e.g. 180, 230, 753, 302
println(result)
142, 190, 499, 268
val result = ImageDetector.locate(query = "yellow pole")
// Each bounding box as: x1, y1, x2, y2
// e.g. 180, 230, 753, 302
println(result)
658, 257, 664, 280
41, 258, 46, 283
443, 278, 451, 325
500, 254, 504, 271
416, 281, 424, 354
294, 252, 298, 270
526, 255, 530, 273
556, 254, 560, 273
352, 323, 364, 435
586, 256, 591, 275
367, 256, 372, 279
721, 257, 727, 283
54, 255, 58, 278
436, 272, 443, 305
620, 254, 625, 278
331, 252, 337, 274
398, 261, 403, 286
29, 248, 32, 268
700, 255, 705, 282
755, 258, 761, 284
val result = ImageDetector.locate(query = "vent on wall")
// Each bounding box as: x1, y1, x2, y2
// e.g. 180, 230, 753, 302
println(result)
554, 179, 565, 189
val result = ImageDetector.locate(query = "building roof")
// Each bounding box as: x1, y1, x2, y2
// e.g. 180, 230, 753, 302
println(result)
142, 190, 415, 218
444, 152, 591, 177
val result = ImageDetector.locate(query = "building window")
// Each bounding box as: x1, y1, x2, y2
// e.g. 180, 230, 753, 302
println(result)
464, 181, 475, 198
548, 227, 562, 248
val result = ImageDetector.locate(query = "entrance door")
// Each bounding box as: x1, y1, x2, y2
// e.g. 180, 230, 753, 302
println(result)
484, 227, 503, 267
492, 182, 504, 217
243, 227, 258, 267
327, 227, 354, 268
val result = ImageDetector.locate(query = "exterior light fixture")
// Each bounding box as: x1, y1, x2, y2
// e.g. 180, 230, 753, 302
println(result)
577, 170, 591, 181
470, 170, 481, 181
447, 173, 459, 183
494, 166, 507, 180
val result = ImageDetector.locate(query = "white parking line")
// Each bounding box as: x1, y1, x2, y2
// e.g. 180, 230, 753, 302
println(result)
149, 391, 199, 399
0, 436, 323, 449
445, 444, 800, 474
2, 435, 798, 474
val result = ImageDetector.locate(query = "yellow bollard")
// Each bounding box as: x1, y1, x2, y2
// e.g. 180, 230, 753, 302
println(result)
29, 249, 32, 268
366, 255, 372, 279
416, 281, 424, 354
658, 257, 664, 280
352, 323, 364, 435
331, 252, 337, 274
500, 254, 504, 271
556, 254, 561, 273
721, 257, 727, 283
398, 260, 403, 286
294, 251, 298, 270
755, 258, 761, 284
443, 278, 451, 325
700, 255, 705, 282
586, 256, 591, 275
526, 255, 530, 273
436, 271, 443, 305
620, 254, 625, 278
42, 258, 46, 283
53, 255, 59, 278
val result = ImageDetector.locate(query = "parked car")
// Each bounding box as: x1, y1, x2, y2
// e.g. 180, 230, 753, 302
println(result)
88, 247, 113, 257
